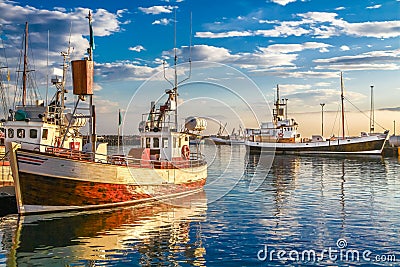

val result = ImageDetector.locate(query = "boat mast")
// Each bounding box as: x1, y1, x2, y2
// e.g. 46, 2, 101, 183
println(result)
274, 84, 280, 123
22, 22, 28, 107
276, 84, 280, 107
173, 10, 178, 131
87, 11, 96, 156
340, 72, 345, 139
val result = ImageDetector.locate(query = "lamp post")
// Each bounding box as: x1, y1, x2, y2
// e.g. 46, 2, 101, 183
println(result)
370, 85, 374, 134
320, 103, 325, 136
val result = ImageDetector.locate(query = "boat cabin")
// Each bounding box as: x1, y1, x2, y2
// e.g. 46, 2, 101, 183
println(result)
1, 106, 83, 152
140, 128, 190, 161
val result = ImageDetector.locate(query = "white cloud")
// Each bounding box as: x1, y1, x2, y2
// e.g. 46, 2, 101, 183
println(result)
279, 84, 312, 94
138, 5, 174, 15
152, 18, 172, 25
174, 42, 331, 72
195, 30, 253, 38
366, 4, 382, 9
343, 21, 400, 38
315, 82, 331, 87
340, 45, 350, 51
93, 83, 103, 91
270, 0, 297, 6
314, 48, 400, 71
92, 97, 119, 113
54, 7, 66, 12
0, 2, 126, 85
335, 6, 346, 11
197, 11, 400, 39
129, 45, 146, 52
96, 61, 163, 81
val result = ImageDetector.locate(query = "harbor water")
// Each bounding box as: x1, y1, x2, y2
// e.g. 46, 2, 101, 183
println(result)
0, 145, 399, 266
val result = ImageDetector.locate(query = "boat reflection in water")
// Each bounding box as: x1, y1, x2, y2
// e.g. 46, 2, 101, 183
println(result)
2, 190, 207, 266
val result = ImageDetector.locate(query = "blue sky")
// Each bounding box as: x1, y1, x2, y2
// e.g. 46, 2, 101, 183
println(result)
0, 0, 399, 135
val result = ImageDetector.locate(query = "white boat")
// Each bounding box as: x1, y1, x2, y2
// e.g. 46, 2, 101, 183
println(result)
7, 12, 207, 215
245, 74, 389, 155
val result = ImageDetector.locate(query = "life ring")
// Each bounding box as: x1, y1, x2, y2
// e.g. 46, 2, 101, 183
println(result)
181, 145, 190, 160
278, 132, 284, 138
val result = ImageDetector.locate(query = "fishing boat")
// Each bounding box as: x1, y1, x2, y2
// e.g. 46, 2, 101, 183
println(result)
228, 126, 245, 145
208, 123, 244, 145
208, 122, 230, 145
0, 22, 88, 214
7, 12, 207, 215
245, 73, 389, 155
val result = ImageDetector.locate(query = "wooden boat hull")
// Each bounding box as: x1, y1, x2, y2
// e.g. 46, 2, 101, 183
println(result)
8, 146, 207, 215
245, 134, 388, 155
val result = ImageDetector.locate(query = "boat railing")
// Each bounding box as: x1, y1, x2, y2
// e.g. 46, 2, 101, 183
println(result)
108, 152, 207, 169
14, 141, 206, 169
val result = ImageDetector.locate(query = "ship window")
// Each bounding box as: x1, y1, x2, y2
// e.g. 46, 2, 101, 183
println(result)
178, 137, 181, 147
173, 137, 177, 148
153, 137, 159, 148
0, 128, 5, 138
17, 129, 25, 138
185, 137, 188, 141
42, 129, 48, 140
146, 138, 151, 148
162, 138, 168, 148
30, 129, 38, 139
8, 129, 14, 138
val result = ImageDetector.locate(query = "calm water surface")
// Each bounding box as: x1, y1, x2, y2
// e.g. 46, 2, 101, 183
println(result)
0, 145, 399, 266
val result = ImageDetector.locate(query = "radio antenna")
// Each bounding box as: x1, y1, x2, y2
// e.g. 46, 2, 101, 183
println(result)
178, 11, 192, 85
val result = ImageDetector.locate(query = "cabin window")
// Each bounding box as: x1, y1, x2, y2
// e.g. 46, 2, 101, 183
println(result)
8, 129, 14, 138
146, 138, 151, 148
30, 129, 38, 139
162, 138, 168, 148
42, 129, 48, 140
178, 137, 182, 147
17, 129, 25, 138
153, 137, 159, 148
0, 128, 5, 138
185, 136, 188, 141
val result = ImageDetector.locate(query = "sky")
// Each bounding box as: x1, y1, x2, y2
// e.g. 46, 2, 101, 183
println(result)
0, 0, 399, 136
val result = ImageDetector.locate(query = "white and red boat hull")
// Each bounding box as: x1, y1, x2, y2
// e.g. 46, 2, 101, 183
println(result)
9, 146, 207, 214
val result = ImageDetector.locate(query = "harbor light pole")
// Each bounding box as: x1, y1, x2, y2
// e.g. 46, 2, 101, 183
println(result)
370, 85, 374, 134
320, 103, 325, 136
